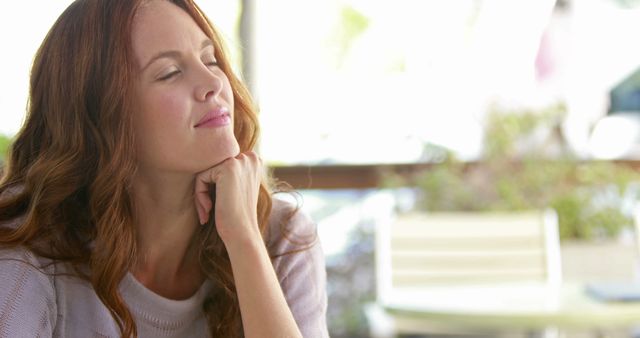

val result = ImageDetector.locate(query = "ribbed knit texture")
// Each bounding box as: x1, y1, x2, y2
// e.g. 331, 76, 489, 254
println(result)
0, 198, 329, 338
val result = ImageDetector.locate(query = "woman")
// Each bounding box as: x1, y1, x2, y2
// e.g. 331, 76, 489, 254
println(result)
0, 0, 328, 337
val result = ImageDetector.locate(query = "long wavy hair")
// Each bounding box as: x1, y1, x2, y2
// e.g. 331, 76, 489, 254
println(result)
0, 0, 273, 336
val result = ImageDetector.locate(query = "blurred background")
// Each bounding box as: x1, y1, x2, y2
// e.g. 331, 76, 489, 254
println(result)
4, 0, 640, 337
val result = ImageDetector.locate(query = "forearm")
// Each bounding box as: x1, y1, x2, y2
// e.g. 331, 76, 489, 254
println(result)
227, 234, 303, 338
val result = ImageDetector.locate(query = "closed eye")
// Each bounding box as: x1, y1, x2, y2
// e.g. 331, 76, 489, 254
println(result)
158, 70, 180, 81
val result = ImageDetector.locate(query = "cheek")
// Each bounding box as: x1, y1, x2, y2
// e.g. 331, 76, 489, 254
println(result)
152, 91, 184, 117
134, 90, 191, 161
138, 91, 187, 134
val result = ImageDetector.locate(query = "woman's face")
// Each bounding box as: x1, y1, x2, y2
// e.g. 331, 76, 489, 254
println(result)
131, 0, 239, 176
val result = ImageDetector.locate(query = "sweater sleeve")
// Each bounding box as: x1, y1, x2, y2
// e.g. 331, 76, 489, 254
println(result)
0, 247, 57, 338
268, 200, 329, 338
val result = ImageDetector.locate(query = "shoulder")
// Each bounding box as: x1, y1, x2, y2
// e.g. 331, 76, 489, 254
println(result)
266, 196, 318, 254
0, 246, 57, 293
266, 196, 330, 337
0, 246, 58, 336
265, 195, 325, 282
0, 245, 56, 280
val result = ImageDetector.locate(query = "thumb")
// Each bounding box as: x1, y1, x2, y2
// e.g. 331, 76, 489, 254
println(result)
194, 165, 222, 225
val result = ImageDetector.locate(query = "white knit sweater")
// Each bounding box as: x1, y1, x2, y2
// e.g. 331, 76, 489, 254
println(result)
0, 199, 329, 337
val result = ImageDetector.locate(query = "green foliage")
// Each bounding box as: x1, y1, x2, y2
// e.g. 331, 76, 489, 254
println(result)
0, 134, 11, 162
483, 102, 566, 159
340, 6, 369, 43
398, 103, 640, 240
327, 5, 370, 69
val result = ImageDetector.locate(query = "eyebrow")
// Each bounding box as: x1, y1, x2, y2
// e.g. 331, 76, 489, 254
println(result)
141, 39, 214, 71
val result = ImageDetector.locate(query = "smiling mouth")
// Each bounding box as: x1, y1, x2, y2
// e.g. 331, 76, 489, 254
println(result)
195, 108, 231, 128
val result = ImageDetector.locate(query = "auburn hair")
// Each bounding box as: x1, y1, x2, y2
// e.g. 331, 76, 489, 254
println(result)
0, 0, 273, 336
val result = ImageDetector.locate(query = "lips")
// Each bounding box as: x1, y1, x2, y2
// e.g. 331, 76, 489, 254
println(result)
195, 107, 231, 128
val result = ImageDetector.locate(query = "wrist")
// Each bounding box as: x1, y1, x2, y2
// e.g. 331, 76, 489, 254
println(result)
221, 224, 265, 257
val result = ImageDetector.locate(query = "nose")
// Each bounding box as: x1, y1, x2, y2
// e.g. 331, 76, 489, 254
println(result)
195, 67, 224, 102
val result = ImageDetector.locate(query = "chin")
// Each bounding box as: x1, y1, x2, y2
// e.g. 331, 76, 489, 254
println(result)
206, 139, 241, 168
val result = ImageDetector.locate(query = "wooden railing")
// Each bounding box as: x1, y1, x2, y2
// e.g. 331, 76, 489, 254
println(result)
271, 160, 640, 190
2, 160, 639, 191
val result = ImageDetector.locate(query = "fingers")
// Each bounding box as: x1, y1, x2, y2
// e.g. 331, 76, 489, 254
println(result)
237, 150, 262, 177
195, 179, 212, 224
193, 151, 262, 225
194, 158, 224, 224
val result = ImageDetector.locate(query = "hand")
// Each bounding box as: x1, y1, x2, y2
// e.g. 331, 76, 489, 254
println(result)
194, 151, 263, 245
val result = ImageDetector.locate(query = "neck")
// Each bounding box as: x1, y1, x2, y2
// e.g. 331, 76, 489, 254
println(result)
130, 169, 205, 299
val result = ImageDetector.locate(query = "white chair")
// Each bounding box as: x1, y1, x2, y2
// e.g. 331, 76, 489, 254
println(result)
366, 209, 562, 338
